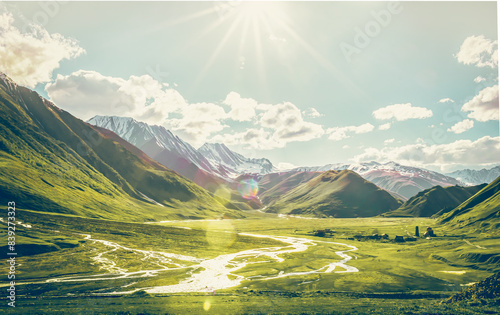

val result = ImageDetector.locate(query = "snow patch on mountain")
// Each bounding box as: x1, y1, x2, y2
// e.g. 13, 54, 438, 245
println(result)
88, 115, 217, 173
0, 72, 18, 92
198, 143, 276, 178
87, 116, 276, 179
446, 166, 500, 186
293, 161, 456, 181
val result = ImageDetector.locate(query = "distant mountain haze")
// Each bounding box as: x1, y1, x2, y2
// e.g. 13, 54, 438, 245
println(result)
446, 166, 500, 186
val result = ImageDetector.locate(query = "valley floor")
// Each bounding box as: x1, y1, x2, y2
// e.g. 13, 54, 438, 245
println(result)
8, 291, 500, 314
1, 210, 499, 314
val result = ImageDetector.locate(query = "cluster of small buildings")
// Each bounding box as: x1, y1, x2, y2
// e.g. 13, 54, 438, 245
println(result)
312, 226, 437, 242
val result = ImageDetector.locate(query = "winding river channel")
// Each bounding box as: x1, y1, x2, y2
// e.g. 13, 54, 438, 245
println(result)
36, 232, 359, 294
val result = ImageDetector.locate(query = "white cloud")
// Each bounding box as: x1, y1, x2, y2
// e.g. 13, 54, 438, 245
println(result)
45, 70, 230, 146
439, 98, 454, 103
166, 102, 228, 145
456, 35, 498, 68
46, 69, 324, 149
46, 71, 139, 118
210, 101, 324, 150
373, 103, 433, 121
342, 145, 350, 149
384, 138, 395, 145
260, 102, 325, 143
0, 13, 84, 88
378, 123, 391, 130
353, 136, 500, 171
222, 92, 257, 122
277, 162, 296, 171
326, 123, 374, 141
303, 107, 323, 118
474, 76, 486, 83
447, 119, 474, 134
210, 128, 281, 150
45, 70, 186, 123
461, 85, 499, 122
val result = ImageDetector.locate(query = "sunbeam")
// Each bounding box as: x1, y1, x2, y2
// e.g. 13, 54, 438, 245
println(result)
252, 16, 269, 99
193, 15, 244, 87
277, 19, 370, 102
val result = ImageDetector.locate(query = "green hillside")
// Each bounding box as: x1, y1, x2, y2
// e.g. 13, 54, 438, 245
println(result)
0, 73, 241, 221
265, 170, 401, 217
229, 171, 323, 209
439, 175, 500, 233
257, 171, 322, 205
382, 184, 486, 217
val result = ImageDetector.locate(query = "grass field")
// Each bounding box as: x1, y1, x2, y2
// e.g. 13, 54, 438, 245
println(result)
1, 210, 499, 314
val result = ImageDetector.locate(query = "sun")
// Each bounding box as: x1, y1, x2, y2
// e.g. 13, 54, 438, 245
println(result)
185, 1, 354, 95
191, 1, 289, 87
214, 1, 287, 24
232, 1, 287, 24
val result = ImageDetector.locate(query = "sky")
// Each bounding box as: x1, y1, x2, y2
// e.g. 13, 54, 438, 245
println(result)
0, 1, 499, 172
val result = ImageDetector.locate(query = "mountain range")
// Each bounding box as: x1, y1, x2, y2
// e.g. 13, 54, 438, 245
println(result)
446, 166, 500, 186
198, 142, 275, 177
292, 162, 463, 200
87, 116, 276, 182
0, 73, 240, 221
2, 72, 500, 223
89, 115, 500, 203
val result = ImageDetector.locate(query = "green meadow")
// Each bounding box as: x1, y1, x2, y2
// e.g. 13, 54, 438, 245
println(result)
1, 210, 499, 314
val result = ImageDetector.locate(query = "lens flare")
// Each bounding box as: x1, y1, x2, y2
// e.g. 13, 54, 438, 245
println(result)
205, 220, 236, 249
237, 178, 259, 199
203, 300, 211, 311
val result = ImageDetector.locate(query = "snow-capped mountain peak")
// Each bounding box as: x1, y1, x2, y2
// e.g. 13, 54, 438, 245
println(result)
198, 143, 276, 177
446, 166, 500, 186
0, 72, 18, 92
88, 116, 276, 180
87, 115, 219, 174
198, 143, 245, 168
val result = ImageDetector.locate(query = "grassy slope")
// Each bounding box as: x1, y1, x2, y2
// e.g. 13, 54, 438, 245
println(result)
257, 171, 323, 205
266, 170, 402, 217
439, 175, 500, 233
0, 75, 241, 221
228, 171, 324, 210
432, 176, 500, 268
383, 184, 487, 218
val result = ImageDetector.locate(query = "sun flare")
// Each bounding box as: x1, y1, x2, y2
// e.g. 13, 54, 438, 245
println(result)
232, 1, 287, 24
